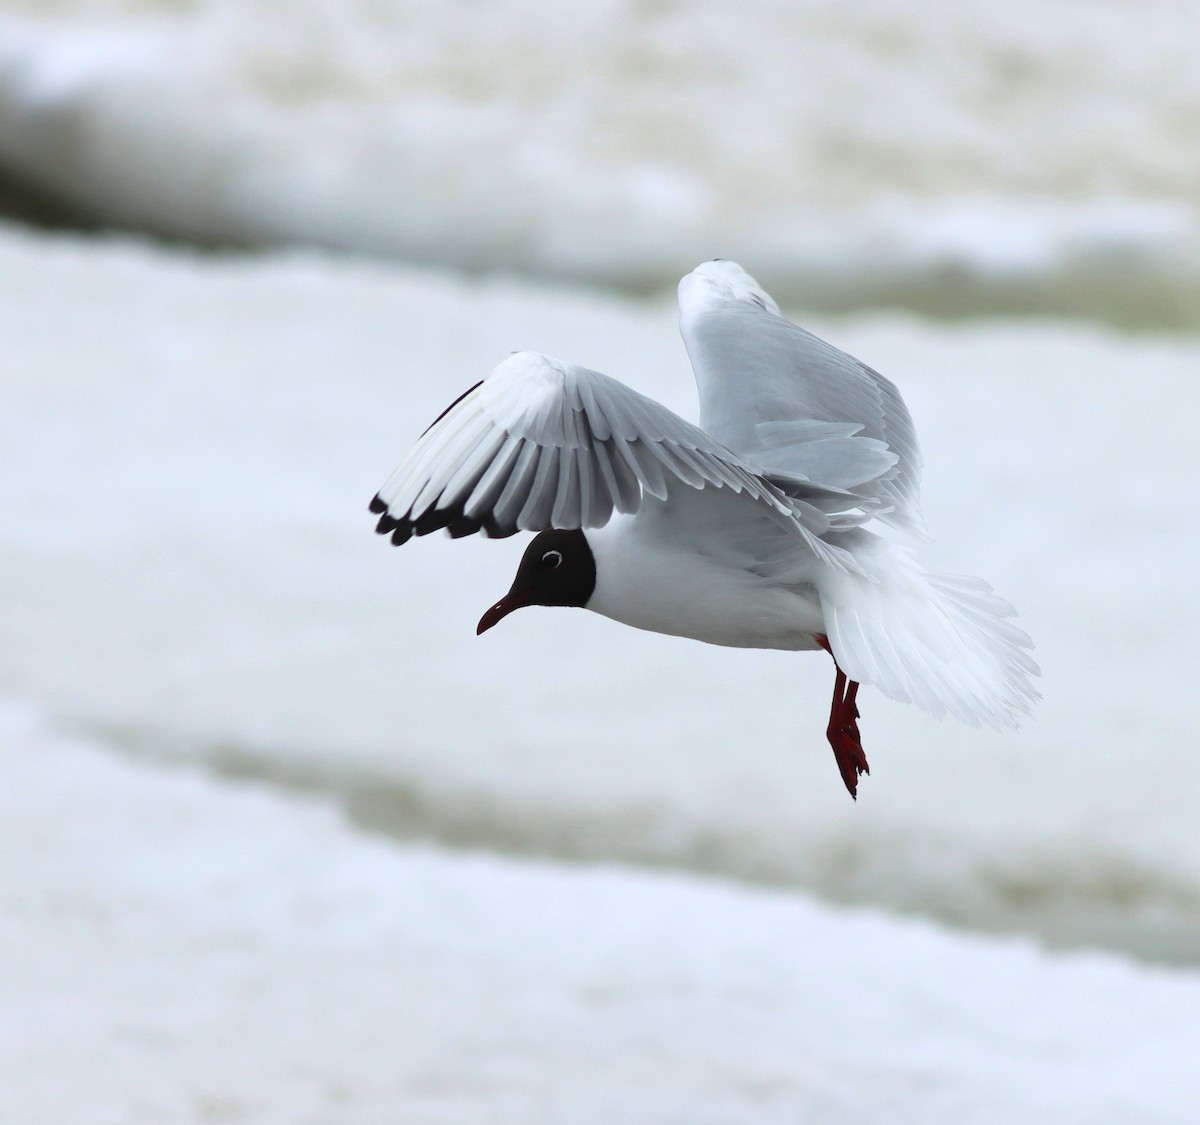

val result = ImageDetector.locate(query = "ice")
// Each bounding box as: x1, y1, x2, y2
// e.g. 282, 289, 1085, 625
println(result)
2, 699, 1198, 1124
0, 224, 1197, 965
1, 1, 1199, 323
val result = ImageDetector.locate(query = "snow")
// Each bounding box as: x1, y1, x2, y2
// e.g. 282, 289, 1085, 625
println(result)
1, 0, 1199, 323
0, 223, 1197, 970
3, 699, 1198, 1124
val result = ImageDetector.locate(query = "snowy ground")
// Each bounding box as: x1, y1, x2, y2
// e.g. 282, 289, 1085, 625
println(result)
1, 224, 1197, 969
3, 700, 1199, 1125
2, 0, 1199, 323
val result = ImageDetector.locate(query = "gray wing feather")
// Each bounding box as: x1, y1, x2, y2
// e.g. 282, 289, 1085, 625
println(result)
678, 262, 924, 535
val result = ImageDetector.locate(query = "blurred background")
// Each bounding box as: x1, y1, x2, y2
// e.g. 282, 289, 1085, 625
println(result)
1, 1, 1198, 1121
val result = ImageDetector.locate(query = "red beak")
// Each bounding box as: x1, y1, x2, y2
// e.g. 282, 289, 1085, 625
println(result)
476, 588, 532, 635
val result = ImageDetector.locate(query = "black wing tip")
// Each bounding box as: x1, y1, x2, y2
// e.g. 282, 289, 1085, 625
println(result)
371, 498, 403, 537
370, 495, 413, 544
411, 500, 515, 540
370, 494, 514, 545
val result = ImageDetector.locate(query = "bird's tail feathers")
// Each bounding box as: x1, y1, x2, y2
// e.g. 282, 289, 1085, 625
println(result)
818, 539, 1039, 728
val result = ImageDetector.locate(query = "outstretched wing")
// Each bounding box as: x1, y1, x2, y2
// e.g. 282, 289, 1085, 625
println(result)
678, 261, 924, 535
370, 351, 800, 545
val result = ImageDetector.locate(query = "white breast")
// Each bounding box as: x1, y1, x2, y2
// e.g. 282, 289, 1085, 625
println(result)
583, 494, 827, 652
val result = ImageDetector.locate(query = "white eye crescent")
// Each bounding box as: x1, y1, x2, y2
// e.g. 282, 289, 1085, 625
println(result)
542, 550, 563, 568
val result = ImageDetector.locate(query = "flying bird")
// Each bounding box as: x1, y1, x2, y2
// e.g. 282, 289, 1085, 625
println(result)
370, 261, 1038, 797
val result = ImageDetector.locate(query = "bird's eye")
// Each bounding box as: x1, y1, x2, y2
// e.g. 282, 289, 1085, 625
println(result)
542, 549, 563, 568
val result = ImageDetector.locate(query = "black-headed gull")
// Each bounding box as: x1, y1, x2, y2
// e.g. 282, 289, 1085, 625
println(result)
370, 261, 1038, 797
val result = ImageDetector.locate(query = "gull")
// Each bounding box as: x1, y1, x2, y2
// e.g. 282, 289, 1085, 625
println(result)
369, 261, 1038, 797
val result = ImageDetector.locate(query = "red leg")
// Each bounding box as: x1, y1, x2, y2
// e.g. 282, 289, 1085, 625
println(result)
816, 636, 869, 798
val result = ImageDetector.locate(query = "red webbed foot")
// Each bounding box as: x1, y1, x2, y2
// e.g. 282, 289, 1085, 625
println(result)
817, 635, 870, 799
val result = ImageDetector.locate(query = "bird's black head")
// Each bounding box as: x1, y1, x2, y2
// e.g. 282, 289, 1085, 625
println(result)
476, 529, 596, 635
